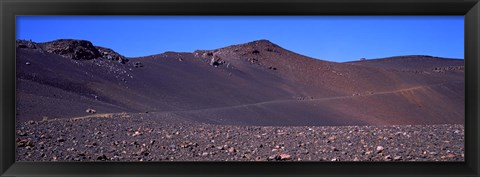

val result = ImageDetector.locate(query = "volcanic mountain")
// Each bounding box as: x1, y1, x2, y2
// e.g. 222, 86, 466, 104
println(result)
15, 39, 464, 126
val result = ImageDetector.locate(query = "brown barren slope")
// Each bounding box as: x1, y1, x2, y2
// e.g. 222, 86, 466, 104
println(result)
15, 39, 465, 162
16, 39, 464, 126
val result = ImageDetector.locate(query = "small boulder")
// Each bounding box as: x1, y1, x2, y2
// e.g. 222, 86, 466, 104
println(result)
201, 52, 214, 58
132, 131, 142, 137
134, 62, 143, 68
247, 58, 258, 64
97, 154, 108, 161
279, 153, 291, 160
16, 138, 34, 147
376, 146, 384, 152
446, 153, 456, 158
85, 108, 96, 114
228, 147, 236, 153
210, 55, 224, 67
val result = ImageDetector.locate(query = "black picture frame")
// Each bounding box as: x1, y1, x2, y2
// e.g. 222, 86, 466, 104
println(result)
1, 0, 479, 176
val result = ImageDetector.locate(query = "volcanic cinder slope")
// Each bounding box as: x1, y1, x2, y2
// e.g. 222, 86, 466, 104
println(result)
15, 39, 465, 162
16, 39, 464, 126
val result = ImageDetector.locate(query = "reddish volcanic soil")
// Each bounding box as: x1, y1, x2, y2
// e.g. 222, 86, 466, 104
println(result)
16, 39, 464, 126
15, 39, 465, 161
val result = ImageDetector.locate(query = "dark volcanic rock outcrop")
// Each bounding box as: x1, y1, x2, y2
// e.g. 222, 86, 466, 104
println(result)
16, 39, 128, 62
16, 40, 39, 49
41, 39, 102, 60
96, 46, 128, 64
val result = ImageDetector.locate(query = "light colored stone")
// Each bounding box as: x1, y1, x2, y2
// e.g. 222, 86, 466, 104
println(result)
376, 146, 384, 152
279, 153, 291, 160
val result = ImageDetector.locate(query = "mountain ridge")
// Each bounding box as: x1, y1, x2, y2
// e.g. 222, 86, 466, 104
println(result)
17, 39, 464, 62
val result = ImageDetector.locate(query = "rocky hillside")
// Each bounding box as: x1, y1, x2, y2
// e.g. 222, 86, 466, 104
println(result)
15, 39, 464, 126
17, 39, 128, 63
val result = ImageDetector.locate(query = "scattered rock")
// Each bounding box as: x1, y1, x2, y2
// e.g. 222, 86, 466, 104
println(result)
97, 154, 108, 161
279, 153, 291, 160
16, 139, 34, 147
268, 66, 277, 70
228, 147, 236, 153
180, 141, 197, 148
96, 46, 128, 64
132, 131, 142, 137
376, 146, 384, 152
203, 52, 213, 57
16, 130, 27, 136
268, 155, 280, 161
85, 108, 96, 114
138, 147, 149, 156
14, 116, 465, 162
247, 58, 258, 64
446, 153, 456, 158
134, 62, 143, 68
242, 153, 252, 159
209, 55, 224, 67
327, 136, 336, 141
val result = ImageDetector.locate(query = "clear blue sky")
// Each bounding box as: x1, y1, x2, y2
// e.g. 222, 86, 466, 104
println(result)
16, 16, 463, 62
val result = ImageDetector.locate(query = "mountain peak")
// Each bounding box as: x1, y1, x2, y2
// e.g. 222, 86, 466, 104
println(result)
212, 39, 282, 53
249, 39, 275, 44
193, 39, 284, 59
241, 39, 279, 47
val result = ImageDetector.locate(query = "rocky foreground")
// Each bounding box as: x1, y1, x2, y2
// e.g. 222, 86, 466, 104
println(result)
16, 112, 464, 162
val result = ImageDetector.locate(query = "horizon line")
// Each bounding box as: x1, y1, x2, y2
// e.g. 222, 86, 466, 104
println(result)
16, 38, 465, 62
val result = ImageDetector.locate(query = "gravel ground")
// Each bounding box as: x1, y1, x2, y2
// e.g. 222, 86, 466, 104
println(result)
16, 112, 464, 162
